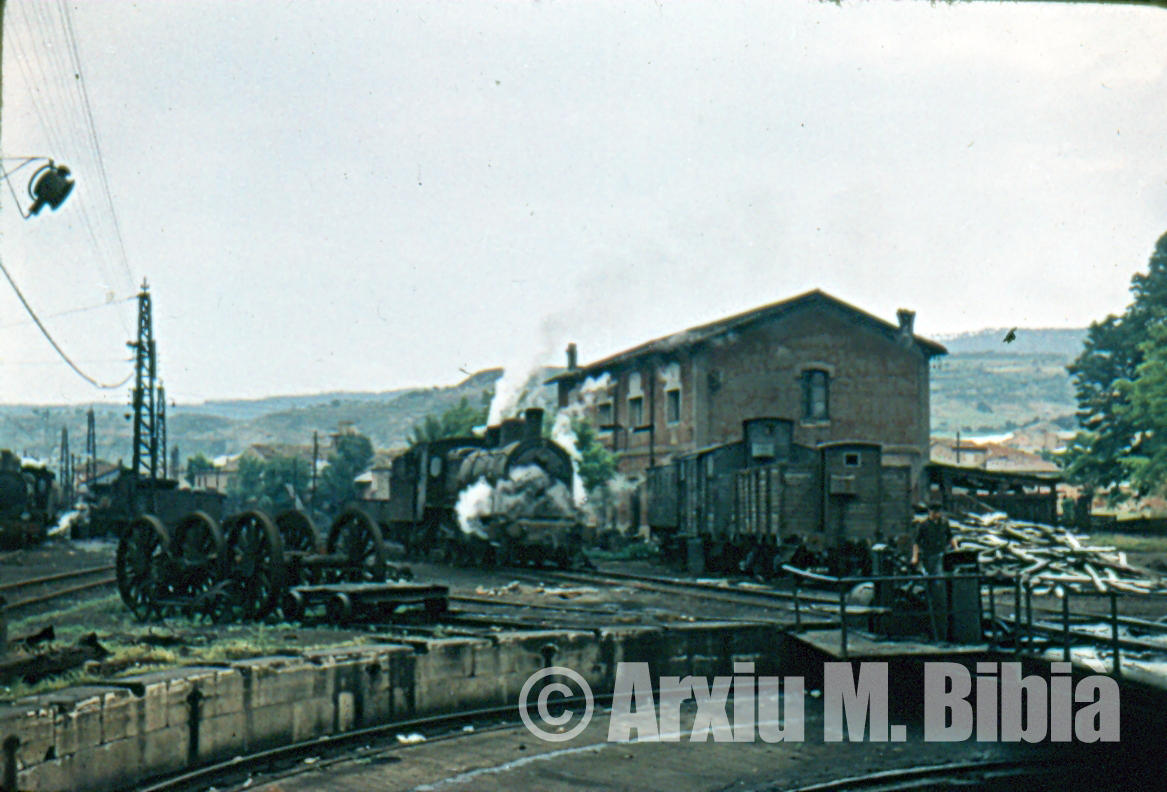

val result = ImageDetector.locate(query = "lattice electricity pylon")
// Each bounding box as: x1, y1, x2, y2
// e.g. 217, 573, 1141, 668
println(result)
58, 426, 72, 503
128, 280, 160, 481
85, 408, 97, 488
158, 385, 167, 479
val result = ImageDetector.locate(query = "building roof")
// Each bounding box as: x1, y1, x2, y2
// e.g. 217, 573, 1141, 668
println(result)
548, 289, 947, 384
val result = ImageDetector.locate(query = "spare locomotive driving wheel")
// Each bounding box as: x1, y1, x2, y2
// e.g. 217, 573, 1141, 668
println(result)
221, 510, 286, 621
116, 515, 170, 621
326, 508, 387, 583
275, 509, 322, 586
171, 511, 226, 619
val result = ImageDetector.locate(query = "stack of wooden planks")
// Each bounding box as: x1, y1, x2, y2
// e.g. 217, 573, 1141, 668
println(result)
950, 511, 1163, 595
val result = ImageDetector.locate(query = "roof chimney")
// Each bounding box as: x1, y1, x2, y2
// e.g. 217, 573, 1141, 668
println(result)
566, 343, 578, 370
896, 309, 915, 336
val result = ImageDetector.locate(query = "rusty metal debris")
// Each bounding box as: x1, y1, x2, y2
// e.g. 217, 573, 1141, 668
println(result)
0, 630, 108, 685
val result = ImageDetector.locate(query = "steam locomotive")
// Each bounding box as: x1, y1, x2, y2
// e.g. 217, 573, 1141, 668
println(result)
369, 407, 586, 567
645, 417, 914, 577
0, 450, 59, 547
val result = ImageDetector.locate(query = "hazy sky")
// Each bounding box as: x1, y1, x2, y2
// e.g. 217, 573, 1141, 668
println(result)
0, 1, 1164, 406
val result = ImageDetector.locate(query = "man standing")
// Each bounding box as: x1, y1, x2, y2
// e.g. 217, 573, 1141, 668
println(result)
911, 501, 960, 641
911, 501, 959, 575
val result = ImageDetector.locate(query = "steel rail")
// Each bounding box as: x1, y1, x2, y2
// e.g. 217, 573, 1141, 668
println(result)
774, 756, 1103, 792
0, 563, 114, 594
135, 692, 612, 792
520, 569, 843, 617
3, 575, 116, 612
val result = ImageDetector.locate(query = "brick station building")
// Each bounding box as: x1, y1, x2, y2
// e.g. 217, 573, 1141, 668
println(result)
549, 289, 947, 497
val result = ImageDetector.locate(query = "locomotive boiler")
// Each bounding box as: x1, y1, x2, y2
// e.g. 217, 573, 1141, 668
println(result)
377, 408, 585, 567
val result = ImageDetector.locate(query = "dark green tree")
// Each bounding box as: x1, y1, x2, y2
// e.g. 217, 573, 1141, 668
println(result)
409, 393, 491, 445
1065, 231, 1167, 499
228, 455, 265, 504
572, 415, 616, 493
227, 453, 310, 512
184, 452, 215, 487
1117, 315, 1167, 494
317, 433, 375, 512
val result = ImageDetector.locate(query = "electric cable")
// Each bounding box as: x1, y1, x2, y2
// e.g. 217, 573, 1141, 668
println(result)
0, 255, 132, 390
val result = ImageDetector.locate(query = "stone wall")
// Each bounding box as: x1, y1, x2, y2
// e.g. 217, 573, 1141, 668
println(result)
0, 622, 785, 791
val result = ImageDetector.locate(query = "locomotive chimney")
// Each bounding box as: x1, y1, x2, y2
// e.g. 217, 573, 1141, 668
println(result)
566, 343, 577, 371
500, 418, 524, 445
896, 309, 915, 336
485, 425, 501, 447
524, 408, 544, 440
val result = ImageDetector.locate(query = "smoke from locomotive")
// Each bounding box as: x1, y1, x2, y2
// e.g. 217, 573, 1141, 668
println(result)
382, 407, 586, 567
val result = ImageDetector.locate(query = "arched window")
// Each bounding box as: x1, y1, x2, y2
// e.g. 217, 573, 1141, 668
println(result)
802, 369, 829, 421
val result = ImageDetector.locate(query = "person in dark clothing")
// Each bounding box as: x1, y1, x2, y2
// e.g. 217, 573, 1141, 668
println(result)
911, 501, 960, 641
911, 502, 959, 575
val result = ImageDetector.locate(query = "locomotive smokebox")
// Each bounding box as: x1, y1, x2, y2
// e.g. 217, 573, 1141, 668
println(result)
500, 419, 524, 445
523, 408, 544, 440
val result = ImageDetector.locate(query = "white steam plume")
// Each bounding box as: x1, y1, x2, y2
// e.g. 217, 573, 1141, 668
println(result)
455, 478, 493, 539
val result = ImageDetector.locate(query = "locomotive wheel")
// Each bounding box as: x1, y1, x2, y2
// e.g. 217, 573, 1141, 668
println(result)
325, 592, 354, 625
116, 515, 169, 621
274, 510, 322, 586
222, 510, 286, 621
326, 508, 387, 583
171, 511, 226, 618
281, 589, 307, 623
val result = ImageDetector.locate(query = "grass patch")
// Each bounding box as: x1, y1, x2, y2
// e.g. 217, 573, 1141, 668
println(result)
5, 593, 124, 637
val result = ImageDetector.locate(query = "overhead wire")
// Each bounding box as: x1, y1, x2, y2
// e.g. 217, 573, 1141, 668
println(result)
58, 0, 136, 293
16, 0, 130, 299
4, 2, 124, 306
9, 0, 134, 307
0, 294, 134, 329
0, 0, 142, 392
0, 255, 132, 389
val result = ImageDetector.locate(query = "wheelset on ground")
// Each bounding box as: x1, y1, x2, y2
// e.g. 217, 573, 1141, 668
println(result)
115, 506, 410, 623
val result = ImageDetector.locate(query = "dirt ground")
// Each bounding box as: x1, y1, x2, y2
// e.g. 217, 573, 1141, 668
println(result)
3, 536, 1166, 704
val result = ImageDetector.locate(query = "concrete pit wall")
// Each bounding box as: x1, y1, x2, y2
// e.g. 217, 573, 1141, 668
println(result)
0, 622, 784, 791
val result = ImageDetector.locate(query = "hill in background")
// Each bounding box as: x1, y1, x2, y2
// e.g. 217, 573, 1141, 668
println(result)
929, 327, 1087, 437
0, 327, 1092, 465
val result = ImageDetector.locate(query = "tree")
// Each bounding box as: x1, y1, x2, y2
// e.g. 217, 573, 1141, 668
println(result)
572, 415, 616, 493
1117, 314, 1167, 494
409, 393, 491, 445
184, 452, 215, 487
227, 453, 310, 512
1065, 231, 1167, 499
317, 433, 374, 512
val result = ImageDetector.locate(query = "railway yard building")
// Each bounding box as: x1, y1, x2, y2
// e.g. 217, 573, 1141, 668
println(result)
550, 289, 947, 496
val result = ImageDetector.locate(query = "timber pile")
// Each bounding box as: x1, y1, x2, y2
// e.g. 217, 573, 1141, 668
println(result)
950, 512, 1164, 596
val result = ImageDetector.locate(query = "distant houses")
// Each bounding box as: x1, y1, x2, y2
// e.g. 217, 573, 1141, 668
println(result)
930, 419, 1076, 475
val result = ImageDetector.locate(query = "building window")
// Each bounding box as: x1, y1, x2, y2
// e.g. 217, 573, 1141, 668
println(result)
802, 369, 829, 421
597, 402, 613, 427
844, 452, 860, 467
628, 396, 644, 428
666, 389, 681, 424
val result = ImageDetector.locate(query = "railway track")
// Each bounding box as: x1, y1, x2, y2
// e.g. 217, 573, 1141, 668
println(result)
135, 694, 603, 792
773, 756, 1127, 792
515, 567, 842, 617
0, 564, 116, 614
